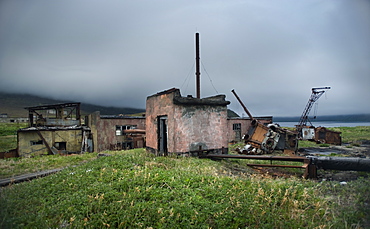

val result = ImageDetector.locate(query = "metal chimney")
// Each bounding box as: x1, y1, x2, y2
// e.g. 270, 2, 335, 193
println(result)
195, 32, 200, 98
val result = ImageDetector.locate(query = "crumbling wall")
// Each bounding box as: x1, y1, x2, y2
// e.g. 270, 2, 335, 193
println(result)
227, 117, 272, 143
173, 105, 228, 153
146, 88, 230, 155
17, 129, 84, 157
146, 89, 177, 153
88, 111, 146, 152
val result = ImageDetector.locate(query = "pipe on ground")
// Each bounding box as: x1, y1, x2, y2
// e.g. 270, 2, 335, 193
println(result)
309, 156, 370, 172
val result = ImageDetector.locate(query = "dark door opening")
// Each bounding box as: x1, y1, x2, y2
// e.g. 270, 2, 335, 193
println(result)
158, 116, 168, 155
55, 142, 67, 150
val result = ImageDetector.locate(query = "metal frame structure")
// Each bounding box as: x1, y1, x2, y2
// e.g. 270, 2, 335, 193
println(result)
297, 87, 330, 129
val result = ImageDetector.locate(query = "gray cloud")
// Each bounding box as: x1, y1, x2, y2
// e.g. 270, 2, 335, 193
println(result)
1, 0, 369, 116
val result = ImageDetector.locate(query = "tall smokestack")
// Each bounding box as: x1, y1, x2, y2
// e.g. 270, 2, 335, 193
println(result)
195, 32, 200, 98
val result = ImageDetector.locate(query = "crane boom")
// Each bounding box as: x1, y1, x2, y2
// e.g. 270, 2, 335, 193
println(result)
297, 87, 330, 128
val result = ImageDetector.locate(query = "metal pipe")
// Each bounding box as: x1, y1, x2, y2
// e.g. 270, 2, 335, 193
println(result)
309, 156, 370, 172
207, 154, 308, 162
231, 89, 254, 120
195, 33, 200, 99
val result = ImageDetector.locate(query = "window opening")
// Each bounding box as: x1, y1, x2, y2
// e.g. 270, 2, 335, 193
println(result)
31, 140, 43, 145
55, 142, 67, 150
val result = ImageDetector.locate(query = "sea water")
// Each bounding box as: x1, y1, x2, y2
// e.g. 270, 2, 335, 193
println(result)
276, 122, 370, 128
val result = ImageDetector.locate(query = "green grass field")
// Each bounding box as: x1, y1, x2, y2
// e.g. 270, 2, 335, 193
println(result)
1, 124, 369, 228
1, 149, 369, 228
0, 123, 27, 152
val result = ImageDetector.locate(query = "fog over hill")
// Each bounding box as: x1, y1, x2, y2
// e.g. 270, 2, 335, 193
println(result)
0, 92, 145, 117
1, 92, 369, 122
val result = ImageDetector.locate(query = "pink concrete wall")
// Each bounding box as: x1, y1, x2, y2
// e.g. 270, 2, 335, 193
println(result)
97, 118, 145, 151
226, 118, 272, 143
173, 105, 228, 152
146, 89, 229, 154
89, 112, 145, 152
227, 118, 252, 142
146, 91, 176, 151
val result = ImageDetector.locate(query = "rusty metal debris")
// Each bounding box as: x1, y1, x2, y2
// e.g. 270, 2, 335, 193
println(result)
314, 127, 342, 145
205, 153, 370, 179
231, 89, 298, 154
205, 154, 315, 179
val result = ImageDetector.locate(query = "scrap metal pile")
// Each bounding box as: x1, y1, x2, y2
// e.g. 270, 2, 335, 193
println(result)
231, 88, 341, 155
240, 120, 297, 155
231, 89, 298, 155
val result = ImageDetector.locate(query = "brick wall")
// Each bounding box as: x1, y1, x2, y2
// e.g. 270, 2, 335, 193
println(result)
89, 112, 145, 152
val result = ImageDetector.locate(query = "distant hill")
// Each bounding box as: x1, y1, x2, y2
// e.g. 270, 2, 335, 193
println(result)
0, 92, 145, 117
273, 114, 370, 123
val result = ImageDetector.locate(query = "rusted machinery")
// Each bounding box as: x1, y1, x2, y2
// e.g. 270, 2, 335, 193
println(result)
313, 127, 342, 145
296, 87, 342, 145
231, 90, 298, 154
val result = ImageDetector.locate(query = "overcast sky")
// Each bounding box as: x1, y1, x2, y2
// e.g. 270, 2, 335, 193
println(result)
1, 0, 369, 117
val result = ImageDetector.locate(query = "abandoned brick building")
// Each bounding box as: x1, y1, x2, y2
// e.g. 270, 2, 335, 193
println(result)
87, 111, 145, 152
145, 88, 272, 155
227, 116, 272, 143
15, 92, 272, 157
145, 88, 230, 155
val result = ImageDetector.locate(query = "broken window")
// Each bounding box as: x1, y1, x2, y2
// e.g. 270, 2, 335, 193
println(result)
116, 125, 137, 135
233, 123, 241, 130
233, 123, 242, 141
55, 142, 67, 150
30, 140, 43, 145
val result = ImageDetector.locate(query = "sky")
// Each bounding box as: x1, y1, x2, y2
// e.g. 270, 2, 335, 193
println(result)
1, 0, 369, 117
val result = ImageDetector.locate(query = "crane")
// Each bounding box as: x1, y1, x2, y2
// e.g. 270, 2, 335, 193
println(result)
296, 87, 330, 135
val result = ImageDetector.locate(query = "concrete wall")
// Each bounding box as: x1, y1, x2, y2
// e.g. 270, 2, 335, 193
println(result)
173, 104, 228, 153
17, 129, 84, 157
227, 117, 272, 143
146, 90, 177, 152
146, 88, 230, 154
88, 111, 146, 152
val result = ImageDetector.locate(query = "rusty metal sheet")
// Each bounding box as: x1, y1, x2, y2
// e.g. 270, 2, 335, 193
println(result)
245, 120, 269, 144
314, 127, 342, 145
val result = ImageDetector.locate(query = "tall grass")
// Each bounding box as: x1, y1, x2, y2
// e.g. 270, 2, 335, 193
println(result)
0, 123, 27, 152
1, 149, 368, 228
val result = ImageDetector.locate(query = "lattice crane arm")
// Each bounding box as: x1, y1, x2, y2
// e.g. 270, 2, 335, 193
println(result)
297, 87, 330, 128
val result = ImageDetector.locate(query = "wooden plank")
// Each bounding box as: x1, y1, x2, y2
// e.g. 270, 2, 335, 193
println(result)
0, 168, 62, 187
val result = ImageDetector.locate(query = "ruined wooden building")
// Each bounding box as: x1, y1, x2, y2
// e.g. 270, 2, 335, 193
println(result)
17, 103, 93, 157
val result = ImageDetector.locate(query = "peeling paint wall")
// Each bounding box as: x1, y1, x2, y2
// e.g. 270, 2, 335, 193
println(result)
146, 88, 230, 154
173, 105, 228, 152
88, 112, 146, 152
226, 117, 272, 143
146, 90, 176, 152
17, 129, 83, 157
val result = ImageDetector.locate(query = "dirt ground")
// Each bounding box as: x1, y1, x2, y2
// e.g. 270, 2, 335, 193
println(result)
298, 140, 370, 158
297, 140, 370, 181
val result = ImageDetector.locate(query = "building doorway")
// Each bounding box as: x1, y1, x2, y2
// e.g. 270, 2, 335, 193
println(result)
157, 116, 168, 155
